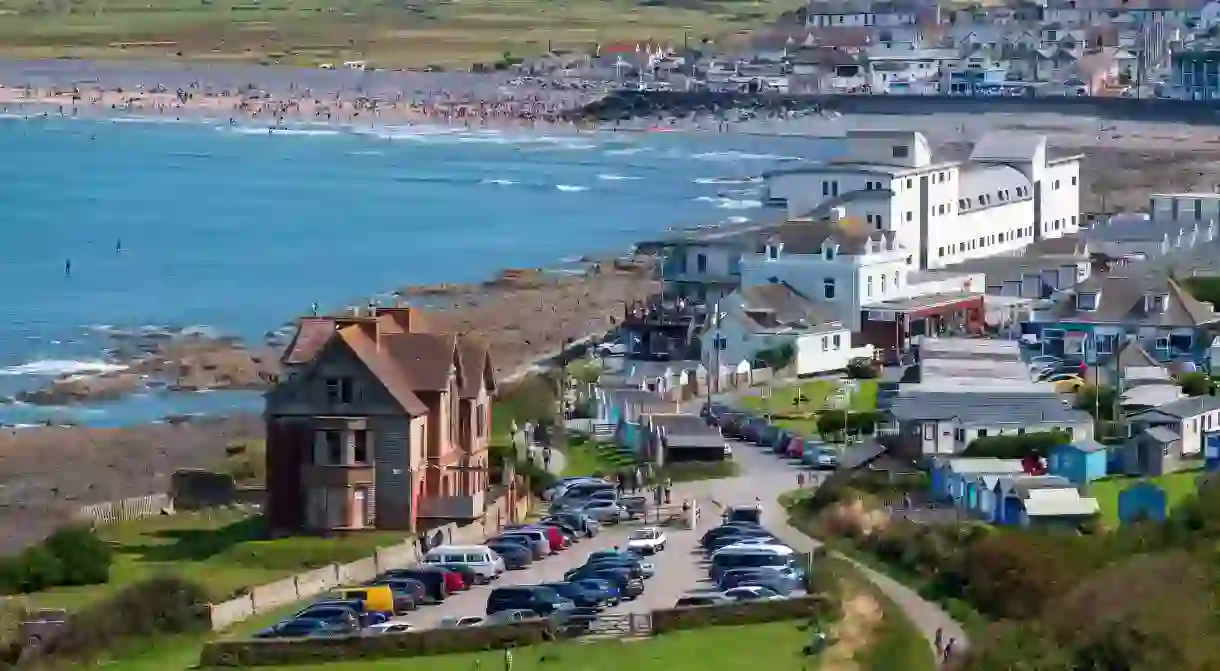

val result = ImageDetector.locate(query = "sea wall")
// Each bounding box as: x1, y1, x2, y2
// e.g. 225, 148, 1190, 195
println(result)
582, 91, 1220, 125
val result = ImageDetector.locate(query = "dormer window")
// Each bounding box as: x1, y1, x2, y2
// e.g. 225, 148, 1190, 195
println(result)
767, 243, 782, 260
1077, 292, 1098, 311
1149, 293, 1168, 312
825, 246, 836, 261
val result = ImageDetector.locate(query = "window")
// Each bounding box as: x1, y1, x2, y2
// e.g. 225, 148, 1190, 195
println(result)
822, 181, 829, 196
906, 178, 913, 188
1077, 292, 1097, 310
825, 246, 835, 261
906, 211, 913, 222
954, 428, 966, 442
833, 334, 842, 349
325, 378, 355, 404
938, 204, 946, 215
1155, 336, 1170, 350
1054, 180, 1060, 189
831, 181, 839, 196
354, 429, 369, 464
978, 429, 988, 438
893, 271, 899, 289
326, 430, 344, 465
938, 246, 945, 257
821, 336, 830, 351
767, 244, 779, 260
1071, 176, 1077, 185
875, 214, 884, 227
823, 278, 836, 299
1095, 334, 1114, 354
881, 274, 888, 292
867, 275, 874, 297
958, 198, 966, 210
892, 145, 909, 158
696, 253, 707, 274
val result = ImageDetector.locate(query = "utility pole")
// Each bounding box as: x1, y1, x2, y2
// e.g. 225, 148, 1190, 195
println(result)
704, 302, 723, 409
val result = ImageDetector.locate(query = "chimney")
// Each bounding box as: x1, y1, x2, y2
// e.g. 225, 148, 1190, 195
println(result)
334, 315, 381, 349
375, 306, 430, 334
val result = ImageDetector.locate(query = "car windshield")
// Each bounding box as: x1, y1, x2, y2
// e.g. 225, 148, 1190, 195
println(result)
630, 530, 658, 540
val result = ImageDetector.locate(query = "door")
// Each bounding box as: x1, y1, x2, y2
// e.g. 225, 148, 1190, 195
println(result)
352, 488, 367, 529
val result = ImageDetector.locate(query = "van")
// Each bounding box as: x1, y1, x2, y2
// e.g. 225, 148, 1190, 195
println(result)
423, 545, 505, 583
486, 586, 575, 617
709, 547, 796, 581
328, 585, 395, 616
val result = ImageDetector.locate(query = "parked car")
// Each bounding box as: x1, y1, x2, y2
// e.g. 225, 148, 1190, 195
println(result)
723, 585, 788, 601
580, 500, 630, 524
379, 568, 450, 603
505, 524, 566, 552
542, 512, 600, 537
570, 577, 621, 606
802, 444, 838, 470
626, 527, 668, 554
486, 541, 533, 569
742, 418, 768, 443
620, 495, 649, 520
366, 578, 424, 613
432, 563, 478, 589
565, 566, 643, 599
486, 586, 576, 617
701, 522, 767, 548
492, 533, 549, 559
364, 622, 414, 635
254, 617, 354, 639
785, 436, 806, 459
421, 545, 505, 583
540, 581, 609, 608
499, 528, 555, 556
295, 600, 384, 628
675, 594, 733, 607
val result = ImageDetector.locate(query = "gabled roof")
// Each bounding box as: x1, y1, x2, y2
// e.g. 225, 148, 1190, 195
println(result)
1142, 425, 1181, 444
457, 336, 495, 398
737, 282, 841, 332
764, 216, 898, 256
1049, 275, 1217, 326
282, 317, 336, 365
888, 391, 1088, 425
384, 333, 457, 392
1135, 395, 1220, 420
336, 326, 429, 416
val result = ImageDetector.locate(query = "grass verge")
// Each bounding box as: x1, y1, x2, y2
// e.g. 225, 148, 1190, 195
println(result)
1087, 466, 1203, 526
562, 432, 635, 477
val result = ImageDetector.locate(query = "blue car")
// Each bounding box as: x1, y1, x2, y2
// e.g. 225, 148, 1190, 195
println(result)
570, 577, 622, 606
255, 617, 354, 639
801, 445, 838, 470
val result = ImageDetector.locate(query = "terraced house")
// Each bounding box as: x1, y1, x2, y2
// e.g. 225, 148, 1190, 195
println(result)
264, 307, 496, 533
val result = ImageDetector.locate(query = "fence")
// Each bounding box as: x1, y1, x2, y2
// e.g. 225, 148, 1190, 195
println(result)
207, 493, 530, 631
74, 493, 173, 526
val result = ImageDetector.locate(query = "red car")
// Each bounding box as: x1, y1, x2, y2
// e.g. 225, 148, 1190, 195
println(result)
786, 436, 806, 459
438, 568, 465, 593
506, 524, 566, 552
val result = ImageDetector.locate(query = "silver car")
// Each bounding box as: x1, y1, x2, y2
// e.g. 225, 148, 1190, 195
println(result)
580, 500, 629, 524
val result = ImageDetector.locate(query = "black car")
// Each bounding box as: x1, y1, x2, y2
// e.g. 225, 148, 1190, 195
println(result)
368, 578, 425, 613
566, 566, 643, 599
486, 586, 575, 617
701, 522, 767, 548
487, 542, 533, 569
379, 568, 449, 603
542, 513, 595, 537
539, 581, 607, 608
580, 558, 645, 581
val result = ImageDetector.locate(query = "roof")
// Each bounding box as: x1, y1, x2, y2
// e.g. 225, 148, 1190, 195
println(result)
1120, 384, 1182, 409
1048, 275, 1217, 327
970, 133, 1045, 163
765, 216, 898, 256
957, 165, 1033, 214
1113, 344, 1163, 371
336, 326, 429, 416
457, 337, 494, 398
888, 390, 1089, 426
1023, 492, 1100, 517
1062, 439, 1107, 454
383, 333, 457, 391
738, 282, 841, 332
864, 291, 980, 313
1012, 476, 1074, 499
606, 388, 671, 409
1142, 425, 1181, 444
1136, 395, 1220, 420
282, 317, 336, 364
647, 413, 724, 448
942, 458, 1026, 475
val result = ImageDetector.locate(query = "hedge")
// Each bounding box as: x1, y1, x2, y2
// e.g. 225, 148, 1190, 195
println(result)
650, 595, 833, 635
200, 619, 557, 667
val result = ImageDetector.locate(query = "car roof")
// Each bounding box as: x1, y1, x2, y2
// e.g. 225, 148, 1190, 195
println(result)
715, 544, 794, 555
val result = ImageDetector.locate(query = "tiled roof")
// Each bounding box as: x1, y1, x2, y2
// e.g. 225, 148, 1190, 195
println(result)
1049, 274, 1217, 326
1137, 395, 1220, 420
889, 390, 1089, 425
384, 333, 457, 392
337, 326, 429, 416
739, 282, 840, 331
767, 217, 898, 255
457, 336, 494, 398
282, 317, 335, 364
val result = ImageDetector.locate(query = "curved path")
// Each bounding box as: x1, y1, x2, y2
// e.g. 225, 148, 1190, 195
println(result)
671, 394, 970, 658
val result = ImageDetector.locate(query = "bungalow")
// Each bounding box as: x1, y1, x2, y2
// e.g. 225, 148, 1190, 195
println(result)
1128, 395, 1220, 461
1027, 274, 1220, 366
1047, 439, 1108, 486
641, 413, 726, 466
887, 389, 1094, 456
929, 457, 1026, 504
993, 475, 1098, 528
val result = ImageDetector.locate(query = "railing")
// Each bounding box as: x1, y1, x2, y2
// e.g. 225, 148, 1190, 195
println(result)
75, 493, 173, 526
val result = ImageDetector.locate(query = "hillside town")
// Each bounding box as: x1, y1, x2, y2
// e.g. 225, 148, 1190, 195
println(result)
530, 0, 1220, 99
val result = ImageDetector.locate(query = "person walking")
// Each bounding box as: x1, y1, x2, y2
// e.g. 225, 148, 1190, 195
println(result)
934, 627, 943, 658
943, 637, 956, 664
797, 471, 806, 488
504, 645, 514, 671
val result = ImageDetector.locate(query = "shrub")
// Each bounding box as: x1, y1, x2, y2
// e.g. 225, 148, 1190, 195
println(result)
959, 531, 1104, 619
0, 525, 112, 595
650, 595, 832, 635
954, 621, 1074, 671
963, 430, 1070, 459
1178, 371, 1213, 397
31, 576, 209, 662
845, 358, 879, 379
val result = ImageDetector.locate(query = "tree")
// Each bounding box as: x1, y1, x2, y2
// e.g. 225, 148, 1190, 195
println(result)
964, 430, 1070, 459
1177, 371, 1212, 397
845, 358, 878, 379
1073, 384, 1118, 420
752, 342, 795, 371
956, 621, 1075, 671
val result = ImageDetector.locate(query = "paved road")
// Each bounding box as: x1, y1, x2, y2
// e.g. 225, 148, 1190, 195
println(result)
671, 394, 970, 656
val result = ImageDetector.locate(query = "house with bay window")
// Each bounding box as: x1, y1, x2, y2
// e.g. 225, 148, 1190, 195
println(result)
264, 307, 496, 534
1026, 274, 1220, 365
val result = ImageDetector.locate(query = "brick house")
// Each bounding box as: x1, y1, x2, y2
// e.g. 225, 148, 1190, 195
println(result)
264, 307, 495, 533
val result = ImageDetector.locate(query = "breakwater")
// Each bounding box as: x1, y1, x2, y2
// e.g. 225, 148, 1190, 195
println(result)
577, 90, 1220, 125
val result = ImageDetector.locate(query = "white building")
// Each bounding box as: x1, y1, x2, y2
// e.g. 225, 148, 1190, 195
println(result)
762, 130, 1083, 270
703, 281, 871, 376
737, 209, 983, 331
805, 0, 928, 28
1149, 192, 1220, 223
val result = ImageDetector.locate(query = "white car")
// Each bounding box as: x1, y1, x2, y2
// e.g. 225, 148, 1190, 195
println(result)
626, 527, 668, 555
722, 585, 788, 602
723, 443, 733, 458
365, 622, 414, 635
713, 538, 787, 555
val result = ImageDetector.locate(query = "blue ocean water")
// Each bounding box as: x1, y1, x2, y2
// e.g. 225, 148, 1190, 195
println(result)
0, 114, 832, 426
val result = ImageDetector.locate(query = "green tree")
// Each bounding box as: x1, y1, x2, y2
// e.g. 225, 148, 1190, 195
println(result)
964, 430, 1070, 459
958, 621, 1075, 671
1178, 371, 1212, 396
752, 342, 795, 371
1073, 384, 1118, 420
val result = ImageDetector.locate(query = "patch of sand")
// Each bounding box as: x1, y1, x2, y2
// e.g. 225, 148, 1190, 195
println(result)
819, 591, 884, 671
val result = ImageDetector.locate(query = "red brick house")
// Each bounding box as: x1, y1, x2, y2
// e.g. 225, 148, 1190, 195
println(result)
264, 307, 495, 533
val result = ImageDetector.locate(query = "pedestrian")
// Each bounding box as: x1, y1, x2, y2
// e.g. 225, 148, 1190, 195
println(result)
934, 627, 943, 658
797, 472, 806, 488
664, 484, 672, 504
943, 637, 955, 662
504, 645, 514, 671
902, 493, 912, 510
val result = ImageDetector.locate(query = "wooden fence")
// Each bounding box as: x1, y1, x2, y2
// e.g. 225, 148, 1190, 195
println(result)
74, 493, 173, 526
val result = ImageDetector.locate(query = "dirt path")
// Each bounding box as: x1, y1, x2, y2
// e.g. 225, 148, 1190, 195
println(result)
820, 591, 884, 671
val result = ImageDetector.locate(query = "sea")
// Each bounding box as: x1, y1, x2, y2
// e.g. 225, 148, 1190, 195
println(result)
0, 111, 837, 427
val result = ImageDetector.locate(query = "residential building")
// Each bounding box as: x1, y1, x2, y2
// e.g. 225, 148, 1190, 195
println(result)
264, 307, 496, 533
887, 389, 1095, 456
762, 130, 1083, 271
737, 211, 983, 333
1048, 439, 1110, 486
641, 413, 726, 465
1149, 192, 1220, 224
993, 475, 1099, 528
1027, 273, 1220, 364
1129, 395, 1220, 457
1080, 211, 1218, 260
639, 221, 780, 304
804, 0, 932, 30
939, 54, 1009, 94
705, 281, 868, 376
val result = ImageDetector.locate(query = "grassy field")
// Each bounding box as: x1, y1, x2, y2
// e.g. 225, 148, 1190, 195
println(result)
739, 379, 879, 436
1088, 466, 1204, 526
17, 508, 410, 612
0, 0, 803, 67
562, 432, 634, 476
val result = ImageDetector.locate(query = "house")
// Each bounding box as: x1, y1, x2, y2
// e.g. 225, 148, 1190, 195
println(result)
993, 475, 1098, 527
929, 457, 1026, 503
888, 389, 1095, 457
1079, 212, 1217, 260
1048, 439, 1109, 486
961, 472, 1009, 521
1129, 395, 1220, 459
1171, 48, 1220, 101
594, 387, 674, 428
641, 413, 726, 465
598, 360, 703, 398
637, 219, 782, 304
761, 130, 1082, 271
264, 307, 496, 533
737, 208, 984, 334
1028, 274, 1220, 365
707, 281, 871, 377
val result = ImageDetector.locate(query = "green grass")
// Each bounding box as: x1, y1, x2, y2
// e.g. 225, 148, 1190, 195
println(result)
0, 0, 804, 67
231, 620, 816, 670
562, 433, 634, 477
19, 509, 410, 614
738, 380, 879, 437
1087, 466, 1204, 526
825, 557, 936, 671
